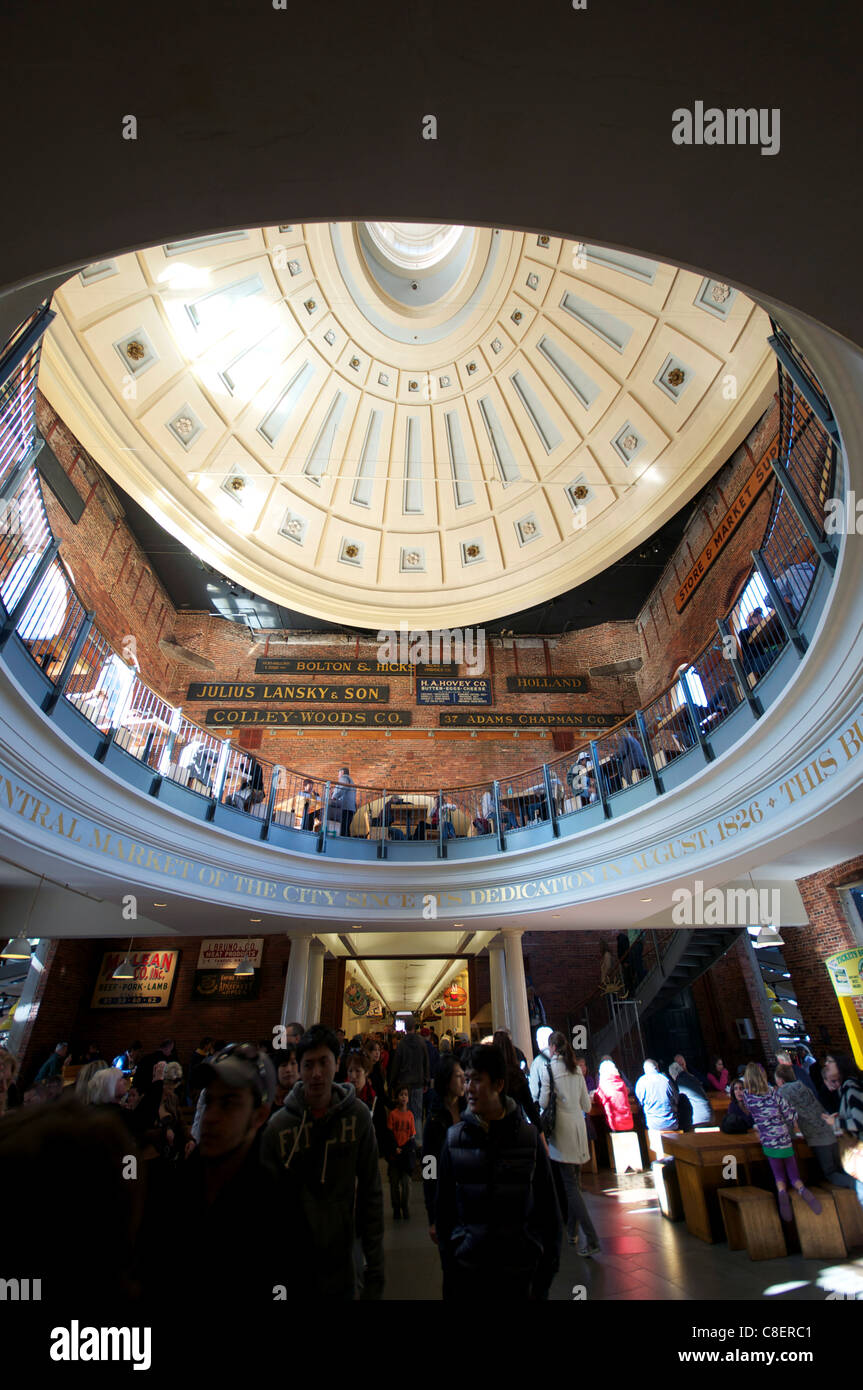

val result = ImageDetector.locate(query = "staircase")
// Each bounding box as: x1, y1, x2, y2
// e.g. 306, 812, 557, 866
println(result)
589, 928, 744, 1061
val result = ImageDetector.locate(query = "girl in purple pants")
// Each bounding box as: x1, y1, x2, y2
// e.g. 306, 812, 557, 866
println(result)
742, 1063, 822, 1222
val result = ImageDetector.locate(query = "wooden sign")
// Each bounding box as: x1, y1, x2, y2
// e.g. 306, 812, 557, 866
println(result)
439, 711, 620, 728
254, 658, 458, 675
205, 708, 412, 726
188, 682, 389, 702
505, 675, 589, 693
417, 677, 492, 706
674, 440, 777, 612
90, 949, 180, 1009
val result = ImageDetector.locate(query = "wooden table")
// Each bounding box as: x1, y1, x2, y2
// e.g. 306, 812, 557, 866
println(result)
662, 1130, 813, 1243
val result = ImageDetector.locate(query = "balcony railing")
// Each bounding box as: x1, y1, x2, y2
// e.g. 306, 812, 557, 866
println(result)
0, 304, 843, 860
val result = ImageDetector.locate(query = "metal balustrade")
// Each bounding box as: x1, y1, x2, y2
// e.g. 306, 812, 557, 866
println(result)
0, 303, 844, 859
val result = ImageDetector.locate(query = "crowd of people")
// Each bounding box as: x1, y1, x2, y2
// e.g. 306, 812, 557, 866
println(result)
2, 1019, 861, 1304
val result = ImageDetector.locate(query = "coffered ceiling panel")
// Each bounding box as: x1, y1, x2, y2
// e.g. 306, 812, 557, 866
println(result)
40, 221, 776, 628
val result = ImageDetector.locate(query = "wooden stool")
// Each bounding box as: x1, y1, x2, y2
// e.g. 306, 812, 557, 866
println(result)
790, 1189, 847, 1258
652, 1158, 683, 1221
812, 1183, 863, 1250
607, 1129, 643, 1174
646, 1128, 683, 1162
718, 1186, 787, 1260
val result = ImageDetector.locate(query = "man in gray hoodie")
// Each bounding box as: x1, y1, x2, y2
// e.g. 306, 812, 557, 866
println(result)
261, 1024, 384, 1299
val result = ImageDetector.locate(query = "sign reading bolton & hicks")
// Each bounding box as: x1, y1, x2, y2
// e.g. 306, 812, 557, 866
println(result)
505, 675, 590, 693
674, 440, 777, 612
193, 938, 263, 1002
205, 708, 412, 726
439, 711, 620, 728
188, 682, 389, 702
254, 659, 458, 676
91, 949, 180, 1009
417, 677, 492, 706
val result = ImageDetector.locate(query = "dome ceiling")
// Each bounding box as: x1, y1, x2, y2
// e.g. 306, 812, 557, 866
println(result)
40, 222, 776, 629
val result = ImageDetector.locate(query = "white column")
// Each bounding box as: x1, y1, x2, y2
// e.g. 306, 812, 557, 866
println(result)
503, 928, 532, 1061
488, 935, 510, 1033
281, 933, 311, 1028
305, 939, 326, 1026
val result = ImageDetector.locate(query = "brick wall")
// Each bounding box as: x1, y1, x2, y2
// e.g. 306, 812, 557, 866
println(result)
789, 856, 863, 1047
20, 935, 343, 1082
634, 399, 780, 703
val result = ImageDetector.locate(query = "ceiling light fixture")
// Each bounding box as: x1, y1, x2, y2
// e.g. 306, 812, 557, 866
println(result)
112, 939, 136, 979
2, 874, 45, 960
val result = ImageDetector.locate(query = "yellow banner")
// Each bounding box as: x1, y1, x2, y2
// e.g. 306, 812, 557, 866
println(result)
825, 947, 863, 997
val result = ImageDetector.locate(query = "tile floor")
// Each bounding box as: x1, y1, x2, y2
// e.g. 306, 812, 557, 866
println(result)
381, 1167, 863, 1301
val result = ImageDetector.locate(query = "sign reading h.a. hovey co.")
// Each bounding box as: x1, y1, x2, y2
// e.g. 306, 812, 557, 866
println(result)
416, 677, 493, 706
91, 949, 181, 1009
193, 938, 264, 1002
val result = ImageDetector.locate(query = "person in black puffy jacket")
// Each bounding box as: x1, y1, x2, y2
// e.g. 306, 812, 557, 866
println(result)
435, 1044, 561, 1301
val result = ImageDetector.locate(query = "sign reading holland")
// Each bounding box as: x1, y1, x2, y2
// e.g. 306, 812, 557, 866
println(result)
505, 675, 589, 693
188, 682, 389, 702
417, 677, 492, 706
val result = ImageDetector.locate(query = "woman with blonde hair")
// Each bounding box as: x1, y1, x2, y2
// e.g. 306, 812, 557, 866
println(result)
87, 1066, 129, 1106
742, 1061, 821, 1221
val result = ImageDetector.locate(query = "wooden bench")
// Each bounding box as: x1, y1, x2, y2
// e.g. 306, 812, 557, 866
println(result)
645, 1128, 684, 1163
789, 1188, 847, 1258
718, 1186, 787, 1260
607, 1129, 643, 1174
581, 1138, 598, 1175
811, 1183, 863, 1250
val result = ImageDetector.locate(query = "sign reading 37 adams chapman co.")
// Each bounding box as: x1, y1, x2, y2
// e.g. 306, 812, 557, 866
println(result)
187, 682, 389, 702
439, 711, 620, 728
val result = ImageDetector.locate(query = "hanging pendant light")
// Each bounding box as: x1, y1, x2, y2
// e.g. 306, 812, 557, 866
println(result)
112, 939, 136, 979
1, 874, 44, 959
234, 940, 255, 976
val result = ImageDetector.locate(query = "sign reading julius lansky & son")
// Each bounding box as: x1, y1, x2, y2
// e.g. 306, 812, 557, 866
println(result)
505, 675, 590, 693
254, 659, 458, 676
188, 683, 389, 702
416, 677, 493, 706
439, 711, 621, 728
205, 708, 412, 726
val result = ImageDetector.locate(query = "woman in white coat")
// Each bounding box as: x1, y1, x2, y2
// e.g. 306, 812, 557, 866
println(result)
538, 1031, 601, 1256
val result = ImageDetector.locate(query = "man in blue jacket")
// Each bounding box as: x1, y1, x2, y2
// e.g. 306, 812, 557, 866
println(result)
635, 1059, 679, 1157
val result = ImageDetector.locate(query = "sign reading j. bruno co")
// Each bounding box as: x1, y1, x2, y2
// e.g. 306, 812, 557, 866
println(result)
505, 675, 590, 693
204, 708, 412, 726
416, 677, 492, 706
193, 937, 263, 1002
91, 949, 180, 1009
439, 711, 620, 727
188, 683, 389, 702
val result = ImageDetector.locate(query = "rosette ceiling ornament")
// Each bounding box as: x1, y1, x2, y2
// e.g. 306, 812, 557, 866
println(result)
40, 222, 775, 629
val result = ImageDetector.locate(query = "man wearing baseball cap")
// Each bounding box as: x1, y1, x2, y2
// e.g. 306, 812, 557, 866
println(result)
140, 1043, 282, 1303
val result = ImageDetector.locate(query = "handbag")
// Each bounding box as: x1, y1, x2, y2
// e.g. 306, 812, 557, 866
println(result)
837, 1130, 863, 1182
539, 1057, 557, 1138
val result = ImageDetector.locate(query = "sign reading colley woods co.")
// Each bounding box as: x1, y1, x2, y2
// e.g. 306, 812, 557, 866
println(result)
505, 675, 590, 693
417, 677, 492, 706
439, 711, 620, 727
254, 659, 458, 676
91, 949, 180, 1009
206, 708, 412, 726
188, 682, 389, 702
674, 439, 777, 612
193, 938, 263, 1001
